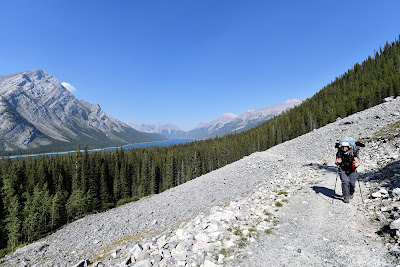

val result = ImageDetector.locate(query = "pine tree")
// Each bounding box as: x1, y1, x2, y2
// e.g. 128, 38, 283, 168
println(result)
99, 161, 110, 204
113, 161, 121, 201
50, 190, 67, 229
66, 189, 87, 221
5, 195, 21, 251
72, 146, 82, 192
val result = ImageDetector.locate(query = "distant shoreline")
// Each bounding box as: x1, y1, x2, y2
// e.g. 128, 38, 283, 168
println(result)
7, 138, 198, 160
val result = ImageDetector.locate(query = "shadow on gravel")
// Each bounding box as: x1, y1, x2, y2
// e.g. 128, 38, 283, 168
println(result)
312, 186, 342, 203
304, 163, 338, 173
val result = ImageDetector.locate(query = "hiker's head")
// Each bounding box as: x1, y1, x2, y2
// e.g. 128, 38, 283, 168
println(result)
341, 141, 350, 151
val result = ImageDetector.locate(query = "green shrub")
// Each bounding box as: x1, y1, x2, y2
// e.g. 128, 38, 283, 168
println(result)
116, 196, 140, 207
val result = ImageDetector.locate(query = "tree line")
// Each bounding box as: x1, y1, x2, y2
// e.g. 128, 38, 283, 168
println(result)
1, 36, 400, 257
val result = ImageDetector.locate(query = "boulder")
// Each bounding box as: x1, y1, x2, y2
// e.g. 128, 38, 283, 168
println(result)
390, 218, 400, 230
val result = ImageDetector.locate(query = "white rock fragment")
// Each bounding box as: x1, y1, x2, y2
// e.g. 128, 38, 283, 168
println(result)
195, 233, 211, 243
391, 218, 400, 230
372, 192, 382, 198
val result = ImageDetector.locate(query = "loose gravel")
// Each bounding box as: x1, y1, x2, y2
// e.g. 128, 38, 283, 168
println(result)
2, 97, 400, 266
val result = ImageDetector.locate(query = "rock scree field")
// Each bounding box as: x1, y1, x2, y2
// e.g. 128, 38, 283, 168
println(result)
2, 97, 400, 266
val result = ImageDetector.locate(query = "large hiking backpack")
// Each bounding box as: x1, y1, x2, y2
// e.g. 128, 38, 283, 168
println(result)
335, 137, 365, 171
335, 137, 365, 157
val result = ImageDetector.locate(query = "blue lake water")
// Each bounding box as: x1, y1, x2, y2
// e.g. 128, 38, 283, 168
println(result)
11, 139, 197, 159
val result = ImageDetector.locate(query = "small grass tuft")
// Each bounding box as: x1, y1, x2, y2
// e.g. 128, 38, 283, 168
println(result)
220, 248, 229, 257
263, 210, 272, 216
238, 240, 246, 248
234, 227, 243, 236
265, 228, 274, 235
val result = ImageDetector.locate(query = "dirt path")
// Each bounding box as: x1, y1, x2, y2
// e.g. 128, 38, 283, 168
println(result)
232, 166, 395, 266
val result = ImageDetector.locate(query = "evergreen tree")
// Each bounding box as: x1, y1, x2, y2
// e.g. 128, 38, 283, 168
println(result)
50, 190, 67, 229
72, 146, 82, 192
66, 189, 87, 221
5, 195, 21, 252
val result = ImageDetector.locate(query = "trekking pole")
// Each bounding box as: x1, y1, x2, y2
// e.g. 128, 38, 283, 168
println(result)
357, 170, 364, 204
332, 168, 339, 204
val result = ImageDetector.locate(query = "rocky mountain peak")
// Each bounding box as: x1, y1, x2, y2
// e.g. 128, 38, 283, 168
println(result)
0, 70, 165, 153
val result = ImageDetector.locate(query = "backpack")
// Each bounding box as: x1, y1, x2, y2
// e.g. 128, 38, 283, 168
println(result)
335, 137, 365, 158
335, 137, 365, 171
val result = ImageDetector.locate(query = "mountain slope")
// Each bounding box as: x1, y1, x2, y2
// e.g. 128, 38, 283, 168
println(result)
2, 96, 399, 267
0, 70, 165, 154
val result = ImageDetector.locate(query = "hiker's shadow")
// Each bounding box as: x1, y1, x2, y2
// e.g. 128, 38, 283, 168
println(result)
303, 163, 338, 173
312, 186, 342, 200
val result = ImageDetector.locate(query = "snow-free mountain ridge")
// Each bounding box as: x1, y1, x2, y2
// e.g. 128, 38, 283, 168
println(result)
0, 70, 165, 153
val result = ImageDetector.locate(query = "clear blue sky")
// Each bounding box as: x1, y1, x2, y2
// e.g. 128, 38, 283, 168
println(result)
1, 1, 400, 130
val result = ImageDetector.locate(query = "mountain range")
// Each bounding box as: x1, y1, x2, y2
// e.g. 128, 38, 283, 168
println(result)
127, 98, 303, 139
0, 70, 165, 154
0, 69, 301, 155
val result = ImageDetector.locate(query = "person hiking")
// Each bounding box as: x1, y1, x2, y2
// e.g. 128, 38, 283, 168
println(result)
335, 141, 360, 203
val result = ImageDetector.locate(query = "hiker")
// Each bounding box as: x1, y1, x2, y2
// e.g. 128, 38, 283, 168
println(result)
335, 141, 360, 203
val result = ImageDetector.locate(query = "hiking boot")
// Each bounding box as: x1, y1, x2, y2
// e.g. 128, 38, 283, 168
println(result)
350, 194, 354, 199
343, 198, 350, 203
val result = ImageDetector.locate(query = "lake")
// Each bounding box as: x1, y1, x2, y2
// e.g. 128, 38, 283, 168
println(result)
10, 139, 197, 160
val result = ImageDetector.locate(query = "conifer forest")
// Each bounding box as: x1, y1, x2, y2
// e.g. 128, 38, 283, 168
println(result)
1, 37, 400, 256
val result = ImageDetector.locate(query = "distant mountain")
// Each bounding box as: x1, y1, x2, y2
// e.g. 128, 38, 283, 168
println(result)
0, 70, 165, 154
126, 123, 188, 138
128, 98, 303, 139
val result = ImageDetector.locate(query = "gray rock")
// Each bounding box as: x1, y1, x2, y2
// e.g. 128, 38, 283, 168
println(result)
71, 260, 90, 267
157, 236, 168, 249
111, 248, 121, 258
132, 259, 152, 267
167, 240, 178, 249
171, 249, 187, 261
121, 256, 132, 265
136, 251, 150, 262
192, 241, 215, 253
376, 214, 387, 223
162, 249, 171, 259
130, 243, 143, 260
393, 188, 400, 198
235, 213, 246, 221
195, 233, 211, 243
372, 192, 382, 198
390, 246, 400, 255
92, 262, 106, 267
391, 218, 400, 230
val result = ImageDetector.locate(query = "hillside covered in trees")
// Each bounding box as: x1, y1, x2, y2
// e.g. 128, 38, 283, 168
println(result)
1, 36, 400, 257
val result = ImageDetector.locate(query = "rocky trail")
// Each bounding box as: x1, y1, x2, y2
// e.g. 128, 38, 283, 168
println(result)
230, 167, 394, 266
2, 97, 400, 267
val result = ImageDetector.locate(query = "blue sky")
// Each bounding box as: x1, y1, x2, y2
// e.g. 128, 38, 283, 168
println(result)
1, 1, 400, 130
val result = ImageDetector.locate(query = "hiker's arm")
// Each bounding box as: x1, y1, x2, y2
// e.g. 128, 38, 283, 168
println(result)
354, 157, 360, 168
335, 156, 341, 166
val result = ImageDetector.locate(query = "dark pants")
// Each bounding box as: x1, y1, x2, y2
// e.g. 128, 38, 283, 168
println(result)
340, 169, 357, 199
